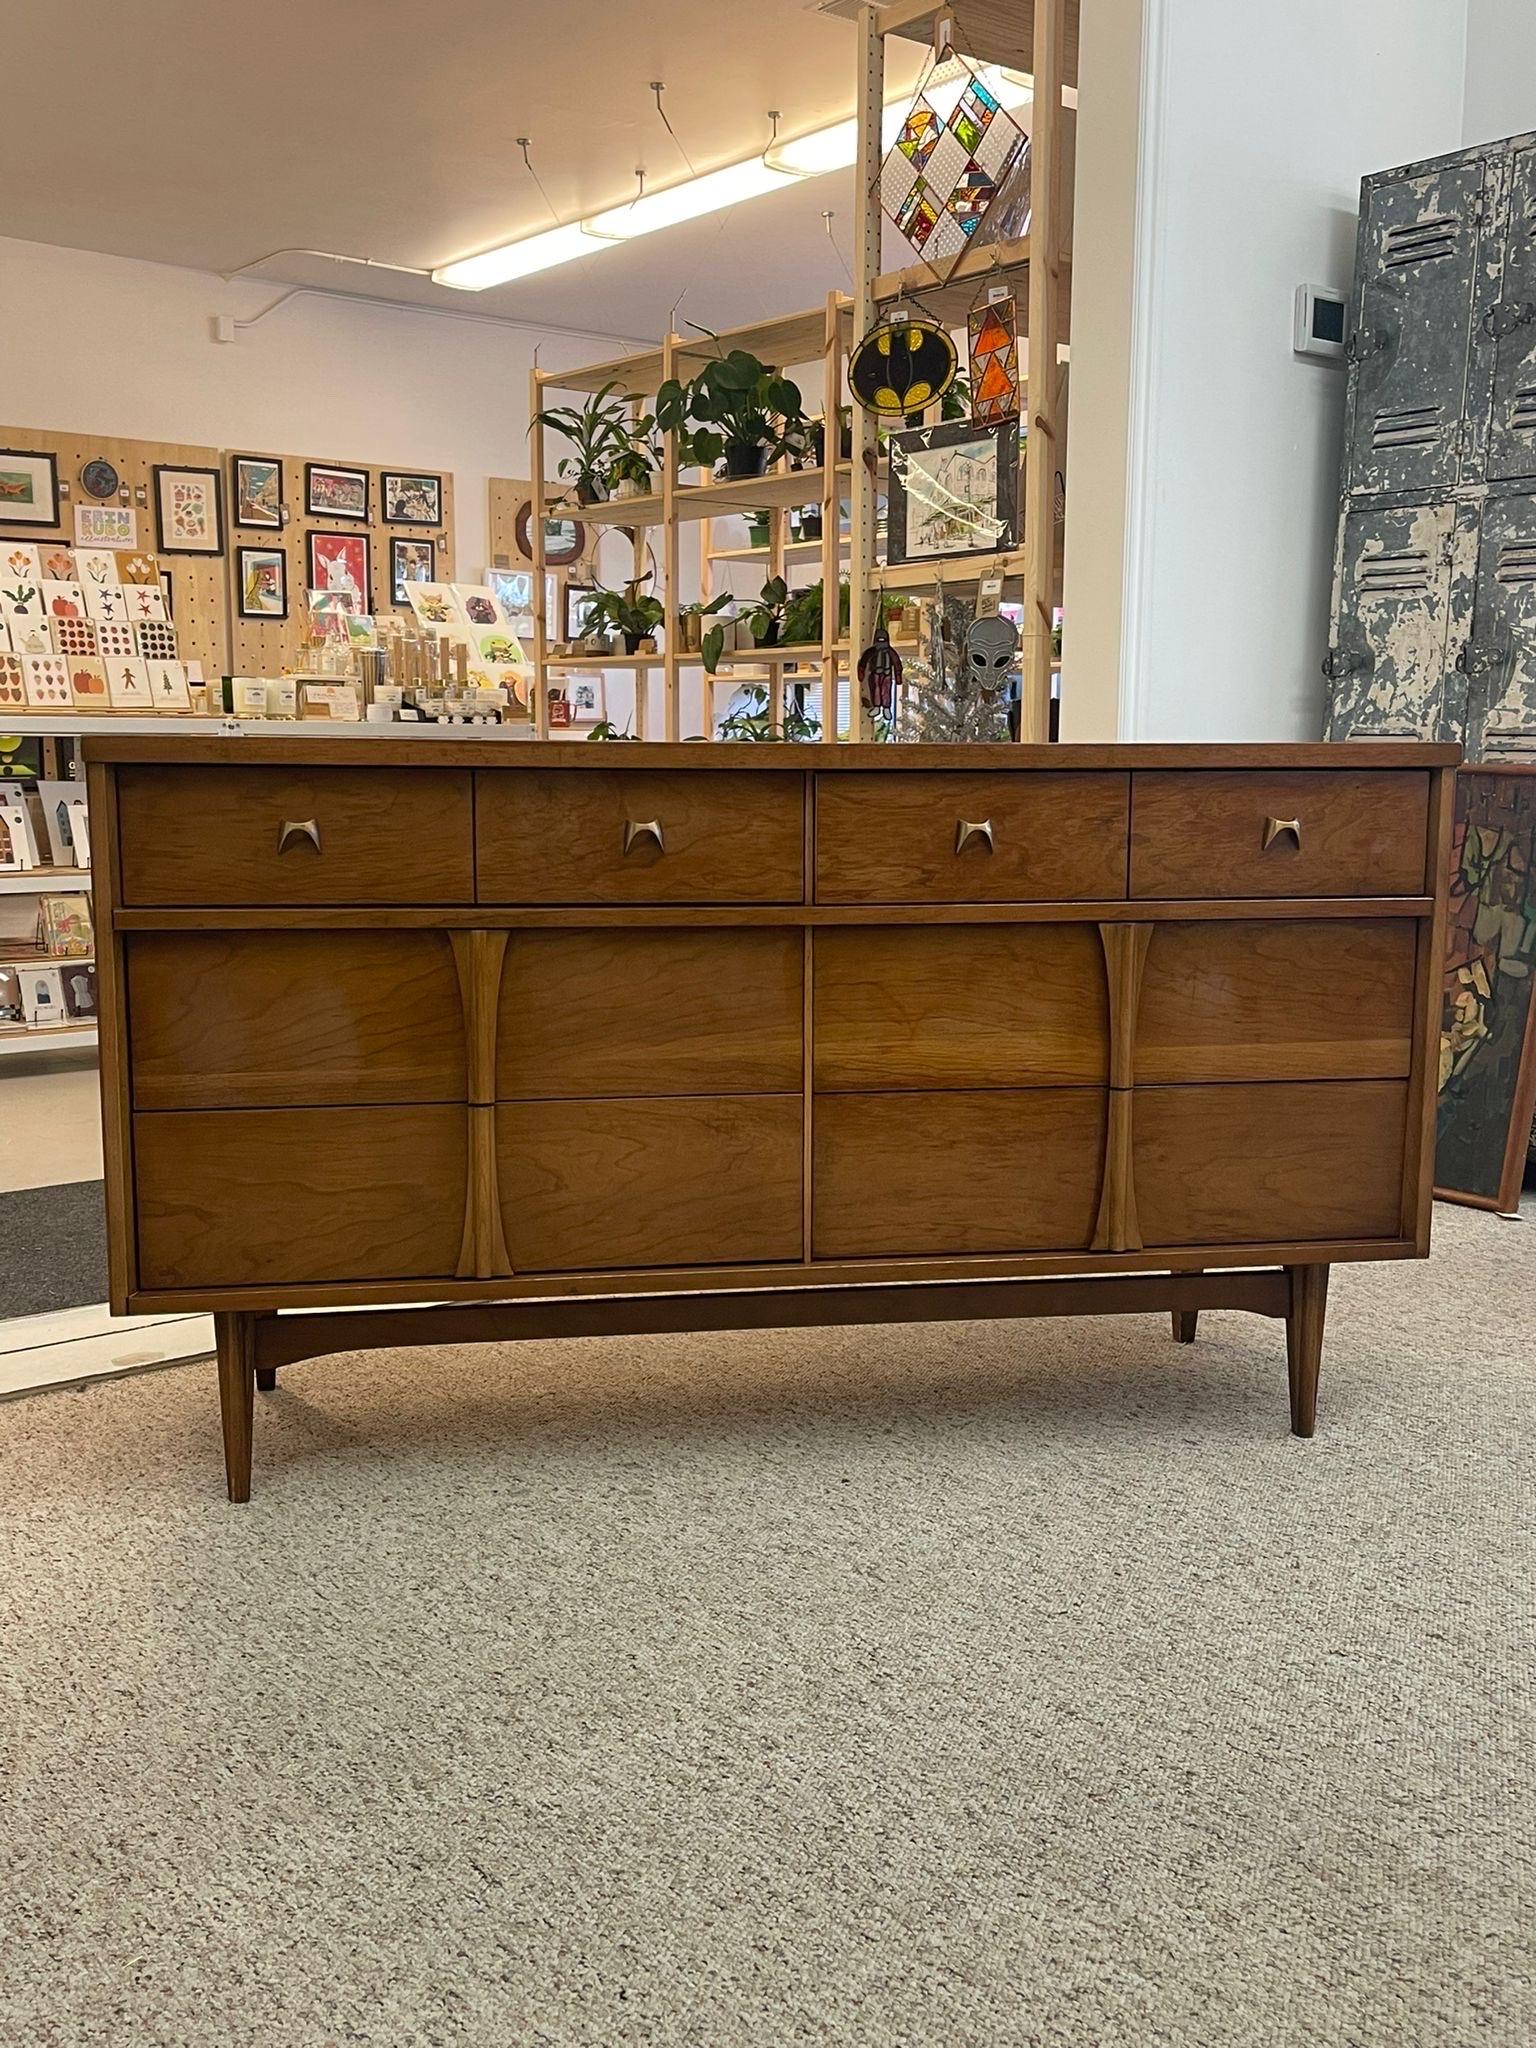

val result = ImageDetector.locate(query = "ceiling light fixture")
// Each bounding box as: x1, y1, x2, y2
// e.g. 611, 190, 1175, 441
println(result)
431, 65, 1032, 292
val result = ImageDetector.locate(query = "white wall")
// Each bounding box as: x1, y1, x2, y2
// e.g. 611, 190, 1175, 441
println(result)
1463, 0, 1536, 146
1063, 0, 1469, 741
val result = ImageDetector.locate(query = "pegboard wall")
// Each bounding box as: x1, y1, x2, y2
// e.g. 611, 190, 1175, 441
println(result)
1, 424, 228, 674
488, 474, 599, 638
226, 452, 455, 676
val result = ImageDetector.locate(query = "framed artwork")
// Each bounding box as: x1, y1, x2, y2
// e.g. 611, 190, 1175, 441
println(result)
487, 567, 532, 617
305, 463, 369, 522
307, 530, 370, 610
391, 535, 435, 606
886, 419, 1019, 565
1436, 766, 1536, 1213
0, 449, 60, 527
233, 456, 283, 530
564, 583, 599, 641
159, 569, 176, 619
79, 457, 120, 501
514, 500, 586, 567
73, 504, 136, 548
153, 465, 223, 555
238, 546, 288, 619
381, 471, 442, 526
405, 583, 461, 631
568, 675, 605, 726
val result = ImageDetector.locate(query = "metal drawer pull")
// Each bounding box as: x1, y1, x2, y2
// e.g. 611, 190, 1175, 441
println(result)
623, 818, 664, 854
955, 818, 995, 855
277, 818, 321, 854
1262, 816, 1302, 851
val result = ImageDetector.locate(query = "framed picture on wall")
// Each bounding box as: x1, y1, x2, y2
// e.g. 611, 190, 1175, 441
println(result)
237, 546, 288, 619
886, 418, 1018, 566
233, 455, 284, 530
391, 535, 435, 606
308, 529, 370, 610
564, 583, 598, 642
0, 449, 60, 528
158, 569, 175, 620
514, 499, 586, 567
381, 471, 443, 526
153, 464, 224, 556
305, 462, 369, 522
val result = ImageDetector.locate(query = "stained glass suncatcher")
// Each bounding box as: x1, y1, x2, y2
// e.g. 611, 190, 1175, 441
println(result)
967, 296, 1021, 426
880, 51, 1027, 264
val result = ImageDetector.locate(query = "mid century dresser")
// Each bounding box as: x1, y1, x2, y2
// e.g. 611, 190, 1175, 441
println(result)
85, 739, 1457, 1498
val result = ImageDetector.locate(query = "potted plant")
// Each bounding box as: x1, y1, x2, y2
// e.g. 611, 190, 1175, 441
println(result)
746, 510, 772, 550
715, 684, 822, 742
676, 593, 730, 654
609, 415, 659, 499
585, 574, 666, 655
745, 575, 789, 648
655, 339, 808, 479
530, 379, 633, 506
796, 504, 823, 541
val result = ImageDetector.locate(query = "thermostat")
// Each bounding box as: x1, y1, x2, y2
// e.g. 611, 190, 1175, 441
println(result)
1294, 283, 1347, 360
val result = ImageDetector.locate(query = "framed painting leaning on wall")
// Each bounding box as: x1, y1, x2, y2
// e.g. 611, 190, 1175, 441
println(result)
1436, 765, 1536, 1213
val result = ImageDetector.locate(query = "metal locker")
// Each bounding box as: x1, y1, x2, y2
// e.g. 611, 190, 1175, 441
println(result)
1322, 501, 1471, 741
1462, 490, 1536, 760
1485, 144, 1536, 482
1346, 158, 1486, 497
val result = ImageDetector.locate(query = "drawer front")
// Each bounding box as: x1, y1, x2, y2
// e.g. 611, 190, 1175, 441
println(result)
815, 772, 1130, 903
117, 765, 474, 906
1135, 919, 1419, 1083
814, 924, 1108, 1089
497, 929, 802, 1099
128, 931, 466, 1110
476, 770, 804, 904
135, 1105, 467, 1289
1133, 1080, 1407, 1247
497, 1095, 802, 1272
813, 1089, 1107, 1257
1129, 771, 1429, 899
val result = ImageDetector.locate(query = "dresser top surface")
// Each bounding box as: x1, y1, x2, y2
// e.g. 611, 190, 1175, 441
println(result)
83, 738, 1462, 772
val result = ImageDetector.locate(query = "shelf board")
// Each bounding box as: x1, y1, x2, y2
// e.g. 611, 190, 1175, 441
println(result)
540, 299, 855, 398
870, 546, 1030, 591
0, 1021, 97, 1056
706, 540, 845, 562
554, 464, 850, 530
0, 952, 94, 971
0, 866, 91, 894
873, 235, 1074, 341
0, 715, 538, 740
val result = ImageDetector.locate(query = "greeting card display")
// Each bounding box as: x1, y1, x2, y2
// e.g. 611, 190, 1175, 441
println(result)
0, 655, 24, 708
134, 620, 179, 662
1, 543, 41, 581
84, 581, 128, 624
66, 659, 109, 707
96, 619, 136, 660
73, 548, 120, 589
105, 658, 155, 711
38, 544, 77, 581
21, 654, 72, 708
51, 616, 99, 659
144, 659, 192, 710
406, 584, 463, 632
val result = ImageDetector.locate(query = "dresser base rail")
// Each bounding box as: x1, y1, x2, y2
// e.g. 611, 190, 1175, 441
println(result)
212, 1264, 1329, 1502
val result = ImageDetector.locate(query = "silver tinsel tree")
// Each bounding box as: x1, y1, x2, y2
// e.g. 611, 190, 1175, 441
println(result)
891, 595, 1014, 742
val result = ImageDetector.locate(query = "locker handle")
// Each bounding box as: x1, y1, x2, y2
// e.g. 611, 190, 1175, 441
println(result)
1343, 327, 1387, 365
1457, 639, 1511, 678
1480, 300, 1536, 342
1321, 647, 1369, 681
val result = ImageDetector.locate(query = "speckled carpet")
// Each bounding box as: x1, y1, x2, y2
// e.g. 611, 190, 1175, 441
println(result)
1, 1203, 1532, 2047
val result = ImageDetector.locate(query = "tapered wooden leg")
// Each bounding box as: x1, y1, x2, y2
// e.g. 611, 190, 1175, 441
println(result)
255, 1364, 278, 1393
1171, 1308, 1199, 1344
1285, 1263, 1330, 1438
214, 1311, 255, 1502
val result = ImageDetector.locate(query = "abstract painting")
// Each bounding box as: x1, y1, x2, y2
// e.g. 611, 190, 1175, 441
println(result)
1437, 766, 1536, 1211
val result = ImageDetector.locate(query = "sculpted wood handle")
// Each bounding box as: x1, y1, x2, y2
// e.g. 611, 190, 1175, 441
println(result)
623, 818, 664, 854
1262, 816, 1301, 851
277, 818, 321, 854
955, 818, 995, 855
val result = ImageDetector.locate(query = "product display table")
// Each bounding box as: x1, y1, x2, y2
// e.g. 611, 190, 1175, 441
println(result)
84, 737, 1457, 1498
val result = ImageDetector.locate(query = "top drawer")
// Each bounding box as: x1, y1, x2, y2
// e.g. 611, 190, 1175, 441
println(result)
1130, 770, 1430, 899
815, 772, 1130, 903
476, 769, 804, 904
116, 765, 474, 906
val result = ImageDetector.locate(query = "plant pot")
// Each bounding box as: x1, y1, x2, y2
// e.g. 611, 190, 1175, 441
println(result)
723, 439, 769, 478
574, 481, 608, 506
613, 474, 648, 500
582, 632, 613, 655
807, 422, 826, 466
636, 635, 659, 655
753, 620, 781, 648
838, 420, 853, 461
678, 613, 702, 653
798, 508, 823, 540
746, 515, 772, 549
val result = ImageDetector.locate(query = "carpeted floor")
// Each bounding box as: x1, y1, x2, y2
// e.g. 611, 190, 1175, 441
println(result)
1, 1204, 1532, 2047
0, 1179, 106, 1319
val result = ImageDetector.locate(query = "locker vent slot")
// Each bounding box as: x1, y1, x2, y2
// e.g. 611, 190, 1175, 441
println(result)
1357, 549, 1432, 595
1510, 387, 1536, 434
1371, 405, 1441, 451
1382, 215, 1457, 266
1495, 541, 1536, 584
1346, 724, 1421, 741
1484, 732, 1536, 758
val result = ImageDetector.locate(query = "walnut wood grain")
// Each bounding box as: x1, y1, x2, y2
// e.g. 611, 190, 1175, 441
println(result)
1130, 770, 1430, 899
1134, 1081, 1407, 1248
116, 765, 475, 906
497, 1095, 803, 1272
127, 931, 466, 1110
1286, 1263, 1330, 1437
135, 1105, 468, 1289
457, 1104, 513, 1279
814, 771, 1131, 903
496, 929, 802, 1098
814, 1089, 1108, 1258
812, 924, 1109, 1090
214, 1311, 256, 1503
86, 760, 137, 1314
476, 769, 803, 904
1090, 1089, 1141, 1254
1134, 919, 1419, 1084
1413, 766, 1458, 1243
450, 929, 509, 1105
1099, 921, 1152, 1089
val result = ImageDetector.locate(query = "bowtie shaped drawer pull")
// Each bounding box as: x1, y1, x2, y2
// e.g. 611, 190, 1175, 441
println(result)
623, 818, 665, 855
277, 818, 321, 854
1262, 816, 1302, 851
955, 818, 995, 855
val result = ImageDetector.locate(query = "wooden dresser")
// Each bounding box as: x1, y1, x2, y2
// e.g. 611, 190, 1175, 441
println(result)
85, 739, 1457, 1498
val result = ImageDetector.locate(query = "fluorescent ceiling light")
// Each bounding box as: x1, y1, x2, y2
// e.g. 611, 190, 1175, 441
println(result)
433, 65, 1032, 291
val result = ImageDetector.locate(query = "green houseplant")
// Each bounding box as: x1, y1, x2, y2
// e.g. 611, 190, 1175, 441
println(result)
745, 575, 788, 647
676, 592, 731, 654
655, 341, 809, 478
585, 574, 666, 655
715, 684, 821, 743
529, 379, 634, 505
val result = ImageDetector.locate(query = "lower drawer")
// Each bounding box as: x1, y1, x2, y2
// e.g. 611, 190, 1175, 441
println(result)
135, 1105, 468, 1289
813, 1089, 1107, 1258
1133, 1080, 1407, 1247
497, 1095, 803, 1272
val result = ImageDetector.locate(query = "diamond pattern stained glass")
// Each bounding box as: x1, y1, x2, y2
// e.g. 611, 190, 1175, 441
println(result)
880, 52, 1027, 263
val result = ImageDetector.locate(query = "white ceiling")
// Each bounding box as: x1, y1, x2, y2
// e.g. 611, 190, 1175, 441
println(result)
0, 0, 930, 343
